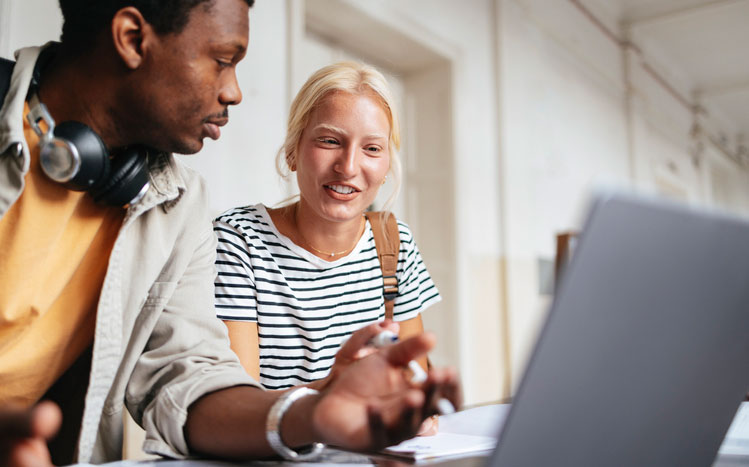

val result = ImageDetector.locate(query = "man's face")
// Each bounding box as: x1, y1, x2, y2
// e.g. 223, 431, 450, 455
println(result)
128, 0, 249, 154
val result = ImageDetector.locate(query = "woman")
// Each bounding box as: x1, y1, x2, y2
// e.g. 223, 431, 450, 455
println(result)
213, 62, 440, 392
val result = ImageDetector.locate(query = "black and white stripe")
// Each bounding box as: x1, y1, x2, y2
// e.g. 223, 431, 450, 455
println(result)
213, 204, 441, 390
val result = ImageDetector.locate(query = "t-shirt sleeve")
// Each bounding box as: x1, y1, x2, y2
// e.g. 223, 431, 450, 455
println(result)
213, 215, 258, 322
392, 221, 442, 321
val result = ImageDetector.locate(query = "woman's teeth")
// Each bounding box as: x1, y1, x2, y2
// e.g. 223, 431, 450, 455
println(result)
326, 185, 356, 194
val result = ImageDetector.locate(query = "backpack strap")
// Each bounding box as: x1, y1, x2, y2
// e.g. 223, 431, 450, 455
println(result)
0, 57, 15, 109
365, 211, 400, 321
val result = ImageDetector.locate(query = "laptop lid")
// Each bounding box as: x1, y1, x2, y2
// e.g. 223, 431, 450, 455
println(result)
488, 193, 749, 467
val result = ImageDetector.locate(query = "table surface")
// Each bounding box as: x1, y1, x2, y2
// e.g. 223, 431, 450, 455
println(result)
79, 449, 749, 467
79, 402, 749, 467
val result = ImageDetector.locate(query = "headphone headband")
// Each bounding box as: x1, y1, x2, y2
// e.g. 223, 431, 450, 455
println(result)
29, 42, 60, 97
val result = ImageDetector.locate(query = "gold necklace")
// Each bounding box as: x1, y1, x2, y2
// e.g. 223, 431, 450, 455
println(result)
294, 204, 365, 258
304, 240, 356, 258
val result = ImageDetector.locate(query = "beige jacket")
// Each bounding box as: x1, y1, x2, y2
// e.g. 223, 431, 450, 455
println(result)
0, 45, 259, 463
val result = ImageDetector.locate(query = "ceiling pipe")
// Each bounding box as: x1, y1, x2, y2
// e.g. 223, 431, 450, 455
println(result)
569, 0, 694, 112
623, 0, 748, 28
568, 0, 623, 46
568, 0, 746, 168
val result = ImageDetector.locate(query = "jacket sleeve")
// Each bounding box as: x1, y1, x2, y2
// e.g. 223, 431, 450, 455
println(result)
125, 214, 262, 459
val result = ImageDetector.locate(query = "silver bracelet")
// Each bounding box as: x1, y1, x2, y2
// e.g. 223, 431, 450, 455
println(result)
266, 387, 326, 461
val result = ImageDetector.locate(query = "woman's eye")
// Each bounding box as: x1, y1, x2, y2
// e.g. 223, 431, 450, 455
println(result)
318, 138, 338, 145
366, 146, 382, 153
216, 60, 232, 68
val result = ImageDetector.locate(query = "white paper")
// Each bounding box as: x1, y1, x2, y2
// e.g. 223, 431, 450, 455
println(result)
438, 403, 510, 437
719, 402, 749, 457
73, 462, 144, 467
382, 404, 510, 461
383, 432, 496, 461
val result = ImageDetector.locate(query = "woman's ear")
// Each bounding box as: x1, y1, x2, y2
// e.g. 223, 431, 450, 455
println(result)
287, 153, 297, 172
111, 6, 152, 70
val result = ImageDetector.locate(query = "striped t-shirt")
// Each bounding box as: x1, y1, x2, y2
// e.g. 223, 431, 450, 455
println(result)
213, 204, 441, 390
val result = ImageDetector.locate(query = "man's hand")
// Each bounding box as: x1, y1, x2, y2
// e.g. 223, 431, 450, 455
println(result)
311, 332, 461, 450
185, 329, 461, 458
326, 322, 443, 438
311, 321, 400, 391
0, 401, 62, 467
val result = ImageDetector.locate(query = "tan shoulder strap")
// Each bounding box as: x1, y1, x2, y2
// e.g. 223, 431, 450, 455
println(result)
365, 211, 400, 321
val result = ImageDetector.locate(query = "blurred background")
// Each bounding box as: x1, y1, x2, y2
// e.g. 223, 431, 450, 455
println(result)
3, 0, 748, 411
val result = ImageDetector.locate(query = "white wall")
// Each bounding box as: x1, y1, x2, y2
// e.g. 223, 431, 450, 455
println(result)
183, 0, 291, 216
0, 0, 62, 56
496, 0, 749, 390
499, 0, 631, 386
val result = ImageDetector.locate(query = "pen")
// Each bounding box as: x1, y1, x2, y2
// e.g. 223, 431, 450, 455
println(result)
370, 330, 455, 415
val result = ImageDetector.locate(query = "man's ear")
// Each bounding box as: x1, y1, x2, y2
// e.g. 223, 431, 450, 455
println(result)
111, 6, 153, 70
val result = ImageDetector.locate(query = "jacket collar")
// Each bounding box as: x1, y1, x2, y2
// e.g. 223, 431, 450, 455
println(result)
0, 44, 43, 173
131, 152, 187, 218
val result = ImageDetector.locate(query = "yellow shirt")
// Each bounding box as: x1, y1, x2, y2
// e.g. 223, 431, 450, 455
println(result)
0, 103, 124, 407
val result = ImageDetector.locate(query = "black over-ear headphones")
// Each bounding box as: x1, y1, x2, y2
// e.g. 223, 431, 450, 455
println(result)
25, 43, 151, 207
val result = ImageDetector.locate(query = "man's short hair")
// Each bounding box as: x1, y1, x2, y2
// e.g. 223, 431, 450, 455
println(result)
59, 0, 255, 53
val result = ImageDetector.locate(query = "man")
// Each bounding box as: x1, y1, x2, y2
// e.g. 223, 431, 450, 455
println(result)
0, 0, 460, 465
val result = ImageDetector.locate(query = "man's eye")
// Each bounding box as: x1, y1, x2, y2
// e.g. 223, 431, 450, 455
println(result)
216, 60, 232, 68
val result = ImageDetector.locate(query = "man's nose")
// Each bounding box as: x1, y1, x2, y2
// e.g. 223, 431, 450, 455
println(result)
219, 69, 243, 106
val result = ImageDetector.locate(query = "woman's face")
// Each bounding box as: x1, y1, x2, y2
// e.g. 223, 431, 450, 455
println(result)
295, 90, 391, 224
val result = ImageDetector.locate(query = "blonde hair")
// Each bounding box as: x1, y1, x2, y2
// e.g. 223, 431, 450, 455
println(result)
276, 61, 402, 211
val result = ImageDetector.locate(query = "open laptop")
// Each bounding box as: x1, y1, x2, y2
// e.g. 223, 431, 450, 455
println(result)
481, 192, 749, 467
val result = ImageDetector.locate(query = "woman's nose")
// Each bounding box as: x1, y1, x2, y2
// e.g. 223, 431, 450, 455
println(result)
334, 145, 357, 176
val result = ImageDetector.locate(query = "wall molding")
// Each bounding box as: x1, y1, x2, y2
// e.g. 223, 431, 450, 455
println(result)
0, 0, 11, 58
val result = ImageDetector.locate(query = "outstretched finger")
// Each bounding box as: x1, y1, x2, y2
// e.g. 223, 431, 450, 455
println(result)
30, 402, 62, 440
0, 402, 61, 441
381, 332, 435, 368
0, 402, 60, 467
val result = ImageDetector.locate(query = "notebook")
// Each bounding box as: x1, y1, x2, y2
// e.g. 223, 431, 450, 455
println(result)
383, 404, 509, 461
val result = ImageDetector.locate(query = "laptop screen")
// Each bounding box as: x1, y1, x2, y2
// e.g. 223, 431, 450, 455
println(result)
488, 193, 749, 467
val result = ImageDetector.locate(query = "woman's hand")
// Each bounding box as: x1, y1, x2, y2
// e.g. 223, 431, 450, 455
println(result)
416, 415, 439, 436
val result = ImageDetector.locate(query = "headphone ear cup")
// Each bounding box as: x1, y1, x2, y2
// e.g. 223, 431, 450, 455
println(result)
40, 121, 110, 190
90, 146, 150, 207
